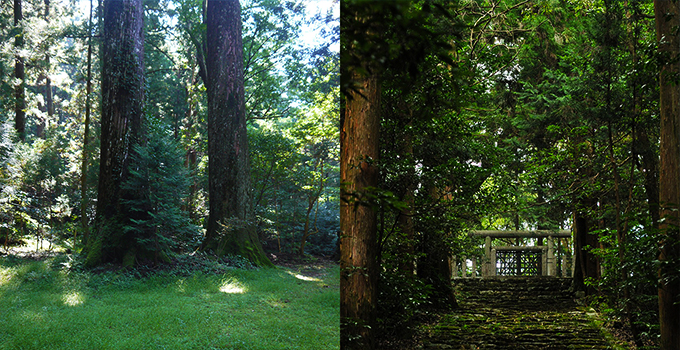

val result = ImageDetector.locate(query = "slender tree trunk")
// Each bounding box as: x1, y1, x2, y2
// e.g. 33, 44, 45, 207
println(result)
87, 0, 144, 266
37, 0, 53, 139
340, 67, 380, 349
14, 0, 25, 142
201, 0, 271, 267
299, 161, 325, 256
655, 1, 680, 348
397, 113, 415, 277
80, 0, 95, 245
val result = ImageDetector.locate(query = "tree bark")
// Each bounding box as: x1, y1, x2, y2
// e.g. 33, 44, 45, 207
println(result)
201, 0, 271, 267
87, 0, 144, 266
14, 0, 25, 142
573, 205, 600, 294
340, 68, 380, 349
80, 0, 95, 245
655, 1, 680, 348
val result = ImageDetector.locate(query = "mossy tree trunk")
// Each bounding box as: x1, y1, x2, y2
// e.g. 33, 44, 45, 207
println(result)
201, 0, 271, 268
86, 0, 144, 266
655, 0, 680, 348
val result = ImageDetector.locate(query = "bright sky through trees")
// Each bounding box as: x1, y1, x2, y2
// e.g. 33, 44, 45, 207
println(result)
72, 0, 339, 53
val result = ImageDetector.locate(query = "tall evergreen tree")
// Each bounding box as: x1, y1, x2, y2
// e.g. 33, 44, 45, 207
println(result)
86, 0, 144, 266
655, 0, 680, 348
13, 0, 25, 141
201, 0, 271, 267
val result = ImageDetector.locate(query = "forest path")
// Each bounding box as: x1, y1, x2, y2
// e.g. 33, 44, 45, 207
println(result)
423, 278, 624, 349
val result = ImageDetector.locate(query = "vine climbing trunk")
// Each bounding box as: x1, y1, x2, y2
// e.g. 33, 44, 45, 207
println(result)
201, 0, 271, 267
655, 1, 680, 349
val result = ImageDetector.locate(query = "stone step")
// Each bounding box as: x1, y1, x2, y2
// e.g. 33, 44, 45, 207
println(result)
424, 278, 616, 349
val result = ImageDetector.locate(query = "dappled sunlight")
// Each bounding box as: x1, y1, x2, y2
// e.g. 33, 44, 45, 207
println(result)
285, 270, 321, 282
21, 309, 46, 322
62, 291, 84, 306
0, 267, 13, 287
175, 278, 186, 293
219, 278, 247, 294
263, 296, 289, 308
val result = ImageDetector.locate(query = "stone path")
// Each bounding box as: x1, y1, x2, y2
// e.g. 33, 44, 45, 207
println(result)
424, 277, 623, 349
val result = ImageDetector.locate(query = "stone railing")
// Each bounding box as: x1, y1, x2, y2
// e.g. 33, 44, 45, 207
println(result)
451, 230, 572, 278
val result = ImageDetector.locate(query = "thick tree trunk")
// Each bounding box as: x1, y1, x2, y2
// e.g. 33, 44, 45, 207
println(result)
655, 1, 680, 348
340, 68, 380, 349
14, 0, 25, 142
87, 0, 144, 266
573, 206, 600, 294
201, 0, 271, 267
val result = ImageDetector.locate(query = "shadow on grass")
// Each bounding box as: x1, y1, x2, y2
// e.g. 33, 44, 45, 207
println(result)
0, 253, 339, 350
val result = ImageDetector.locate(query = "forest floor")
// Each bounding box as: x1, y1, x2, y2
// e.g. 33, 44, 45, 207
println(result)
420, 278, 633, 350
0, 246, 339, 350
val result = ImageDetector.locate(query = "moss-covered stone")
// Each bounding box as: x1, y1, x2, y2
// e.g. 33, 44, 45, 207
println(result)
423, 278, 630, 349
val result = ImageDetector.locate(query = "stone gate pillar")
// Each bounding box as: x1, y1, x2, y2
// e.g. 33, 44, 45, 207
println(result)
547, 235, 555, 276
483, 235, 492, 277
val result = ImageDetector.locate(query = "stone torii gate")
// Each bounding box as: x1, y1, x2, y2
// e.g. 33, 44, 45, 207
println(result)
452, 230, 572, 278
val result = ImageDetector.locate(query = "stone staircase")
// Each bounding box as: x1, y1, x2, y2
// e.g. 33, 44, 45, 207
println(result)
424, 277, 619, 349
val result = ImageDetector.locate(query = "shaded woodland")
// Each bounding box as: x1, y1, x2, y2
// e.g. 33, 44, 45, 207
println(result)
341, 1, 679, 349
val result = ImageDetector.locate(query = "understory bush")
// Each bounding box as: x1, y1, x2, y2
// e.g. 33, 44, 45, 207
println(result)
590, 223, 659, 349
121, 122, 201, 261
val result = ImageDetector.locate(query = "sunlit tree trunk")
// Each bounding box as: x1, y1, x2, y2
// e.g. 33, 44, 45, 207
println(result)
87, 0, 144, 266
14, 0, 25, 141
655, 1, 680, 349
37, 0, 52, 139
340, 68, 380, 349
201, 0, 271, 267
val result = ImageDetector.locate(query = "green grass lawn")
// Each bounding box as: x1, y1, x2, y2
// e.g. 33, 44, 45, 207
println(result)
0, 254, 339, 350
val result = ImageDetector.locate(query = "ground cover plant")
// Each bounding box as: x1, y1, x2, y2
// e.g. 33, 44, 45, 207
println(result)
0, 251, 339, 350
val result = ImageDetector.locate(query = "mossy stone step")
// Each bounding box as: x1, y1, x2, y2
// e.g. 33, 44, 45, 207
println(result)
424, 278, 618, 349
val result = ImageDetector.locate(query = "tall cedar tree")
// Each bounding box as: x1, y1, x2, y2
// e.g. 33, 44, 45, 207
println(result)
14, 0, 25, 141
655, 0, 680, 348
340, 70, 380, 350
202, 0, 271, 267
340, 0, 381, 340
87, 0, 144, 266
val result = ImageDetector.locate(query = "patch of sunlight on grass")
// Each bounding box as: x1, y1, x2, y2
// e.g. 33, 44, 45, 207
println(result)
175, 278, 186, 293
219, 277, 247, 294
63, 291, 84, 306
21, 309, 46, 322
285, 270, 321, 282
0, 267, 13, 286
263, 295, 289, 308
